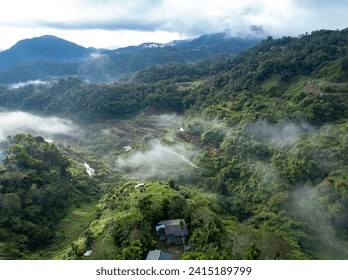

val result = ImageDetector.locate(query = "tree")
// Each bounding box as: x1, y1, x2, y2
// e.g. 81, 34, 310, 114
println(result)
168, 178, 177, 190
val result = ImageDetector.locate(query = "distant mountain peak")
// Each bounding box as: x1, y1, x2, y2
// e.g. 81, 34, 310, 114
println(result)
0, 35, 91, 71
11, 35, 80, 49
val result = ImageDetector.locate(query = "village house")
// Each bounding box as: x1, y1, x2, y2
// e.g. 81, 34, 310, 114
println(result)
146, 250, 173, 260
155, 219, 188, 245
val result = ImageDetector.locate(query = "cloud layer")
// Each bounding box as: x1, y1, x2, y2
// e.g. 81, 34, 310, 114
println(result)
1, 0, 348, 50
116, 139, 198, 181
244, 120, 313, 147
0, 111, 78, 141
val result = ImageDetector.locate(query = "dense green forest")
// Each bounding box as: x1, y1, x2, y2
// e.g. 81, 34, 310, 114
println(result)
0, 135, 99, 258
1, 28, 348, 259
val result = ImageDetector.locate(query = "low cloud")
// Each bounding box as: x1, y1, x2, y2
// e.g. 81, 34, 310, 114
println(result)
8, 80, 50, 89
0, 111, 78, 141
146, 114, 183, 129
116, 139, 198, 181
292, 184, 348, 259
78, 53, 114, 82
244, 120, 313, 146
2, 0, 348, 51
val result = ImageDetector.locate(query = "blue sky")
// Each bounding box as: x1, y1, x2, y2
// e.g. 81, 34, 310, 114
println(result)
0, 0, 348, 50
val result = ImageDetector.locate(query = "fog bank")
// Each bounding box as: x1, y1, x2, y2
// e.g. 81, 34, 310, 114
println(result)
244, 120, 313, 146
116, 139, 198, 181
292, 184, 348, 259
0, 111, 78, 140
8, 80, 50, 89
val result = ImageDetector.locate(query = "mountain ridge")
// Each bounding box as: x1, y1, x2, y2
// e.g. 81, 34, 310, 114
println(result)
0, 31, 262, 83
1, 28, 348, 260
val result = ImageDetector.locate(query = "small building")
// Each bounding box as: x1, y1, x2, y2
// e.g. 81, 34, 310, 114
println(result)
123, 145, 132, 152
135, 183, 145, 189
146, 250, 173, 260
83, 250, 93, 257
156, 219, 188, 245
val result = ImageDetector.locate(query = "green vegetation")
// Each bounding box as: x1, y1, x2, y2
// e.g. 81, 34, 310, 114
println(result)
0, 135, 100, 259
28, 202, 98, 259
1, 28, 348, 259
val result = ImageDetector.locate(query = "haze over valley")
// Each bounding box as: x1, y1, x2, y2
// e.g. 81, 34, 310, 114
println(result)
0, 111, 78, 141
1, 2, 348, 261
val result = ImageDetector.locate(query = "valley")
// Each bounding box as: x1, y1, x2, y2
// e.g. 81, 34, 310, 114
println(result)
1, 28, 348, 260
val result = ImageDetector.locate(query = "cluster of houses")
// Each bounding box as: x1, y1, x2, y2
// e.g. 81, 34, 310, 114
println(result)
146, 219, 188, 260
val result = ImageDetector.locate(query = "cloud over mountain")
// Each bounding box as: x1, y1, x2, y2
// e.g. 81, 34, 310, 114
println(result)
1, 0, 347, 50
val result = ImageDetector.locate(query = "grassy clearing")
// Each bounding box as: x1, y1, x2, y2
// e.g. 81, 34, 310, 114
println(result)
28, 202, 98, 259
176, 80, 205, 91
58, 203, 97, 236
261, 74, 282, 90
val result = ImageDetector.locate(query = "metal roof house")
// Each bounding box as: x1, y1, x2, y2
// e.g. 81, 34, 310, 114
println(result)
156, 219, 188, 245
146, 250, 173, 260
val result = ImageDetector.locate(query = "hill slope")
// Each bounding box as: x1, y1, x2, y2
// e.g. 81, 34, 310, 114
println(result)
1, 28, 348, 260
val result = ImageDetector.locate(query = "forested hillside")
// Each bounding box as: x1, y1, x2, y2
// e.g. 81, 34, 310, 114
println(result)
1, 28, 348, 259
0, 135, 99, 259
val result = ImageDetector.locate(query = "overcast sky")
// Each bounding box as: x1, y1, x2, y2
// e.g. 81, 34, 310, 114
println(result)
0, 0, 348, 50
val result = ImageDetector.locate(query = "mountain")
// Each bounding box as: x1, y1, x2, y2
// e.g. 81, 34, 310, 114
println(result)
0, 35, 92, 71
111, 31, 260, 56
0, 32, 261, 83
169, 31, 260, 51
1, 28, 348, 260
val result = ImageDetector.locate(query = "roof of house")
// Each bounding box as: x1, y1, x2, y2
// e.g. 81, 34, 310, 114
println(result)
146, 250, 173, 260
157, 219, 188, 236
155, 224, 165, 232
135, 183, 145, 188
83, 250, 93, 257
